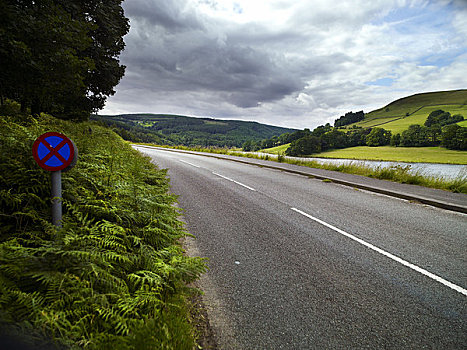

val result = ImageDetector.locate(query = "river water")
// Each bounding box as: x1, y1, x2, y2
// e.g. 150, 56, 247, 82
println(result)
250, 152, 466, 180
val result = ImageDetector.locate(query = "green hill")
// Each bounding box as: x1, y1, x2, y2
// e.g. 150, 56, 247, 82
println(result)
349, 89, 467, 133
93, 114, 297, 148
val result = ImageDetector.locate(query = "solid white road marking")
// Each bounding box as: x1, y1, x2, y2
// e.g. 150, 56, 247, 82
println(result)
213, 172, 256, 191
179, 159, 201, 168
291, 207, 467, 296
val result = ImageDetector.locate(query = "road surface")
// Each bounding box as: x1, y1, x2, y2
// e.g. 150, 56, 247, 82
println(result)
136, 146, 466, 349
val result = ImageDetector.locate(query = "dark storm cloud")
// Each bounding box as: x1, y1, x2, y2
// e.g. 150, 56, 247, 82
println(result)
121, 0, 308, 108
124, 0, 202, 32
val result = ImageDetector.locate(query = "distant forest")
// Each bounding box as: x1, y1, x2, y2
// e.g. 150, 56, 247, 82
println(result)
92, 114, 296, 148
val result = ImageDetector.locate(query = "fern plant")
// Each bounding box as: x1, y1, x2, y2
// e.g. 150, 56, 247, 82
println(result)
0, 114, 206, 349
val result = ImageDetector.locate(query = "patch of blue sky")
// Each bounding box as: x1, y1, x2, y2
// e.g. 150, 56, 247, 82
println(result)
419, 47, 467, 68
365, 77, 395, 87
233, 2, 243, 14
371, 2, 455, 35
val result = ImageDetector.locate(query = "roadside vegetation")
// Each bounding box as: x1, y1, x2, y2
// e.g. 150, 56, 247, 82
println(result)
1, 2, 211, 348
0, 113, 206, 348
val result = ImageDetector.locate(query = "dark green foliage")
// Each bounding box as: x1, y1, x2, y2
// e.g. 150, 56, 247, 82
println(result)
392, 123, 466, 149
283, 125, 383, 156
390, 133, 401, 147
424, 110, 464, 127
334, 111, 365, 127
93, 114, 296, 148
321, 128, 349, 149
347, 127, 371, 147
441, 124, 467, 150
310, 124, 332, 137
366, 128, 392, 147
243, 128, 309, 151
285, 135, 321, 156
0, 114, 206, 348
400, 125, 432, 147
0, 0, 129, 119
426, 124, 442, 144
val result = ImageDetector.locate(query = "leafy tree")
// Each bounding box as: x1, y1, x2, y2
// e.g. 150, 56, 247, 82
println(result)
390, 133, 401, 146
311, 123, 332, 137
366, 128, 391, 147
424, 110, 445, 127
426, 124, 442, 144
321, 128, 349, 149
242, 140, 254, 151
425, 109, 464, 127
347, 127, 371, 146
334, 111, 365, 127
0, 0, 94, 115
441, 124, 467, 150
451, 114, 465, 124
285, 135, 321, 156
400, 125, 431, 147
0, 0, 129, 119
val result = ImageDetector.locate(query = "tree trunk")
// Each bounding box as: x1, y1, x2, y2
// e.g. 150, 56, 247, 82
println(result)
31, 98, 41, 116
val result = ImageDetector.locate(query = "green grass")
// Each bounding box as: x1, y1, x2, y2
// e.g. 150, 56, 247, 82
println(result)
457, 120, 467, 127
262, 143, 290, 154
348, 90, 467, 133
314, 146, 467, 164
378, 105, 467, 133
364, 90, 467, 119
351, 104, 467, 133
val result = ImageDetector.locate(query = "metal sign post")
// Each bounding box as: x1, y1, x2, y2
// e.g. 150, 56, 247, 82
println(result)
32, 132, 78, 227
50, 170, 62, 227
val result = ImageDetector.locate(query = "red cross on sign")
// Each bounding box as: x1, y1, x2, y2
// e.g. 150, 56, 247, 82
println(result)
32, 132, 76, 171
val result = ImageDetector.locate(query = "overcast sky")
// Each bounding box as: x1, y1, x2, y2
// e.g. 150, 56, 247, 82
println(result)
101, 0, 467, 129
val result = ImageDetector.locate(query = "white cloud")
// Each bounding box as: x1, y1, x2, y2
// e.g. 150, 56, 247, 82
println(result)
102, 0, 467, 129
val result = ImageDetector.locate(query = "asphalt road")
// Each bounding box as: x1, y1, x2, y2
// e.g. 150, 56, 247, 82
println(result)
136, 146, 467, 349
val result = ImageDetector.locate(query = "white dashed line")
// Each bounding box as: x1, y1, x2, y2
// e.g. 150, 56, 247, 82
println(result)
179, 159, 201, 168
291, 207, 467, 296
213, 172, 256, 191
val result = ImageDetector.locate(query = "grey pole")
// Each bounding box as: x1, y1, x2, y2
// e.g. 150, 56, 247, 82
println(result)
51, 170, 62, 227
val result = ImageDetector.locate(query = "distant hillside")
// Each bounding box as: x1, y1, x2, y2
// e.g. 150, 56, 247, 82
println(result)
92, 114, 297, 147
349, 89, 467, 133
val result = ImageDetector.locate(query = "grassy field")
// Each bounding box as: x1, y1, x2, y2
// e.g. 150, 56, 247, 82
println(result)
262, 143, 290, 154
314, 146, 467, 164
347, 90, 467, 133
351, 104, 467, 133
369, 105, 467, 133
363, 90, 467, 119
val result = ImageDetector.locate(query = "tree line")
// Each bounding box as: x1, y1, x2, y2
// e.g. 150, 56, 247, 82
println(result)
246, 109, 466, 156
0, 0, 129, 120
334, 110, 365, 127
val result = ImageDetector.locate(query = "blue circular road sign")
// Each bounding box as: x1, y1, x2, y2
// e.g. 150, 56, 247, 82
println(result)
32, 132, 77, 171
